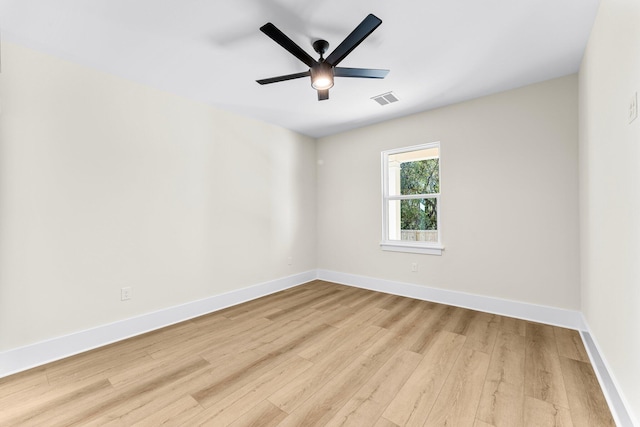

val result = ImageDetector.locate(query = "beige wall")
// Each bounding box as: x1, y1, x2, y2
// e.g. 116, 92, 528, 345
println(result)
579, 0, 640, 421
0, 42, 317, 351
317, 75, 580, 310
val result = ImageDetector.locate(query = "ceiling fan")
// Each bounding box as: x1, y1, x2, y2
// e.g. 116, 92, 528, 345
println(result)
256, 14, 389, 101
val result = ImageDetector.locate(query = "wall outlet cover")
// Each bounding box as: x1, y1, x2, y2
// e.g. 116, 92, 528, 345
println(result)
121, 287, 132, 301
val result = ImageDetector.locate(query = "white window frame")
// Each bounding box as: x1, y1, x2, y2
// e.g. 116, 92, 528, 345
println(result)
380, 142, 443, 255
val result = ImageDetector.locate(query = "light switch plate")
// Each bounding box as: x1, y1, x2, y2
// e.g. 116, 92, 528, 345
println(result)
629, 91, 638, 124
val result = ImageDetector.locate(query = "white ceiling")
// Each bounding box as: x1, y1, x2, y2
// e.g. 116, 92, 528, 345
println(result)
0, 0, 600, 138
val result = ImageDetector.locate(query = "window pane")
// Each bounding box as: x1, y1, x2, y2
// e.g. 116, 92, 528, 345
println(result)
388, 198, 438, 242
387, 147, 439, 196
400, 158, 439, 195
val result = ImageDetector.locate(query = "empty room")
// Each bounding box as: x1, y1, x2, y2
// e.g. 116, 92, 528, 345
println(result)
0, 0, 638, 426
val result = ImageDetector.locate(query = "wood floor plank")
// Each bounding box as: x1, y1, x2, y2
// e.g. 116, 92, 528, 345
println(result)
345, 287, 388, 308
275, 330, 409, 426
378, 294, 406, 310
227, 400, 288, 427
0, 367, 53, 410
144, 318, 235, 360
385, 299, 429, 335
499, 316, 527, 336
60, 357, 212, 426
202, 311, 319, 362
108, 354, 205, 389
297, 323, 383, 362
374, 418, 401, 427
0, 379, 114, 426
408, 304, 460, 355
255, 312, 336, 352
153, 316, 272, 362
192, 322, 335, 408
405, 303, 448, 354
322, 300, 387, 329
130, 395, 203, 426
90, 372, 214, 425
196, 320, 282, 364
310, 280, 344, 291
374, 296, 420, 329
1, 375, 120, 423
559, 356, 615, 426
0, 366, 47, 392
463, 312, 500, 354
524, 396, 574, 427
554, 327, 590, 363
450, 307, 480, 335
44, 344, 150, 387
324, 349, 422, 426
267, 326, 387, 413
475, 330, 526, 427
382, 330, 466, 426
217, 284, 320, 321
0, 282, 615, 426
524, 322, 570, 408
107, 320, 203, 359
440, 305, 471, 332
352, 290, 396, 309
181, 356, 312, 425
264, 288, 343, 321
423, 348, 491, 426
310, 286, 361, 311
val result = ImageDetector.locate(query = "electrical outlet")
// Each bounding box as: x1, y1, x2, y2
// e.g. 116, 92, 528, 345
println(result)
287, 256, 293, 266
629, 91, 638, 124
411, 262, 418, 272
121, 287, 132, 301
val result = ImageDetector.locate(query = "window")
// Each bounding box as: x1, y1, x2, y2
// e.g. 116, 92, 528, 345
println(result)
381, 142, 443, 255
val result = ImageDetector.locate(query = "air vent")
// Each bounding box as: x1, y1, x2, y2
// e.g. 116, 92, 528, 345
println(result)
372, 92, 399, 106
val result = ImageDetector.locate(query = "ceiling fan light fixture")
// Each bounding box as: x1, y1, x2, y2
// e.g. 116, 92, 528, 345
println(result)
311, 76, 333, 90
311, 63, 334, 90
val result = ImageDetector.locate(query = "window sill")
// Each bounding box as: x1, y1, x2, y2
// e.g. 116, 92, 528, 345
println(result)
380, 242, 444, 255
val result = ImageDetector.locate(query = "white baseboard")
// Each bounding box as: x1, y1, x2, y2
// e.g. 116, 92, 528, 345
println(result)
317, 269, 586, 330
580, 322, 638, 427
0, 270, 318, 379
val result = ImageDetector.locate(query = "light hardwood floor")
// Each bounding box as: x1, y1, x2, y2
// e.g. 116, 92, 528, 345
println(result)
0, 281, 615, 426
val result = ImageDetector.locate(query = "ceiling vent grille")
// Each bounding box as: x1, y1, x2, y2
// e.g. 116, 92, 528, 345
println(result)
371, 92, 399, 106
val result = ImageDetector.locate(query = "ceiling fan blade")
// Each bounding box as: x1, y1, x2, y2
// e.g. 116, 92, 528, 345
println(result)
260, 23, 316, 68
325, 14, 382, 67
334, 67, 389, 79
256, 71, 310, 85
317, 89, 329, 101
